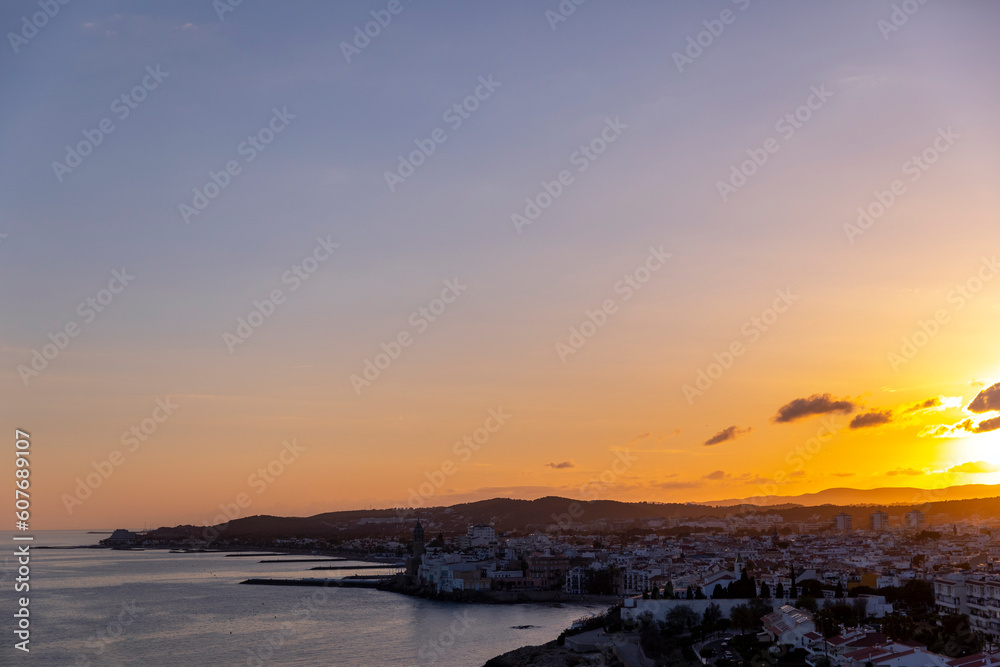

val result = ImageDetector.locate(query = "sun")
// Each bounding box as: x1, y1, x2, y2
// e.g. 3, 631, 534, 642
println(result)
957, 428, 1000, 466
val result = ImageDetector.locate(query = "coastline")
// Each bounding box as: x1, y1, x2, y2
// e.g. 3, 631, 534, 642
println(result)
376, 575, 620, 606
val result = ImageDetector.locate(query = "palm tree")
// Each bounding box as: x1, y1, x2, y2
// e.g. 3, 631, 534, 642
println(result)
815, 609, 840, 660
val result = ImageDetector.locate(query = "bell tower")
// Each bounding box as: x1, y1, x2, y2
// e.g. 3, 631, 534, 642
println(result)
413, 520, 425, 559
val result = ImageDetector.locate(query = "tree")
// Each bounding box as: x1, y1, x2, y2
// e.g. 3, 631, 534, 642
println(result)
666, 604, 700, 633
749, 598, 773, 619
775, 582, 785, 599
730, 603, 757, 637
835, 582, 844, 598
760, 581, 771, 599
665, 581, 674, 599
852, 597, 868, 622
796, 596, 818, 613
815, 608, 841, 658
703, 602, 723, 629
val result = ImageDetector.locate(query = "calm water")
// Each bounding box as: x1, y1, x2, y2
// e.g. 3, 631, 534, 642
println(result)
1, 531, 603, 666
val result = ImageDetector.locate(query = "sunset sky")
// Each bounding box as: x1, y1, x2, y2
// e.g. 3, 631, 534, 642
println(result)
2, 1, 1000, 530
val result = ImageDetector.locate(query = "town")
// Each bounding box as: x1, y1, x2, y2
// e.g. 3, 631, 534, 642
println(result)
124, 496, 1000, 666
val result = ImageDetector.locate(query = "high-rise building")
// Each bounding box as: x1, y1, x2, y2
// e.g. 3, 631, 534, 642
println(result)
905, 510, 926, 529
870, 511, 890, 531
835, 513, 853, 532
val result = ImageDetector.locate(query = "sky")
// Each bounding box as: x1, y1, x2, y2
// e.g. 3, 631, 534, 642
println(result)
1, 0, 999, 530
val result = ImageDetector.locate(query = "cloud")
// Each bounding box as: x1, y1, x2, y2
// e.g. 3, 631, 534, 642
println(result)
545, 461, 575, 469
773, 393, 855, 423
789, 471, 806, 479
969, 382, 1000, 413
886, 467, 924, 476
703, 426, 752, 446
948, 460, 1000, 474
972, 415, 1000, 433
903, 397, 942, 413
919, 415, 1000, 437
657, 480, 701, 490
831, 472, 855, 478
849, 409, 893, 429
704, 470, 727, 481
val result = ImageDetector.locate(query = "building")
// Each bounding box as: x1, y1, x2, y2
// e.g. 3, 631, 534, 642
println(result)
406, 520, 425, 577
835, 513, 853, 532
701, 555, 746, 598
936, 574, 1000, 640
935, 574, 970, 617
527, 553, 569, 590
761, 605, 816, 647
870, 511, 890, 531
906, 510, 927, 529
565, 567, 588, 595
466, 524, 495, 545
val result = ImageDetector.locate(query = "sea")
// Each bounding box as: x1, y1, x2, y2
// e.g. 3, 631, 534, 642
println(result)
0, 531, 604, 666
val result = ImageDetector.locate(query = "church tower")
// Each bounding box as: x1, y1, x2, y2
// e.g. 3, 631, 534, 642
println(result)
413, 520, 425, 559
734, 553, 745, 575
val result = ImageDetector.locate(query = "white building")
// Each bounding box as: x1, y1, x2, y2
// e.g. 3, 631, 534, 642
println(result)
761, 605, 815, 648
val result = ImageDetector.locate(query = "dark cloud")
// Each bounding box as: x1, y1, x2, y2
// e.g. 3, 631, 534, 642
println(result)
657, 480, 701, 490
545, 461, 575, 470
904, 397, 941, 413
948, 460, 1000, 474
919, 424, 951, 437
971, 415, 1000, 433
773, 393, 855, 423
703, 425, 752, 446
968, 382, 1000, 413
849, 410, 893, 429
921, 415, 1000, 437
887, 467, 924, 476
704, 470, 727, 481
